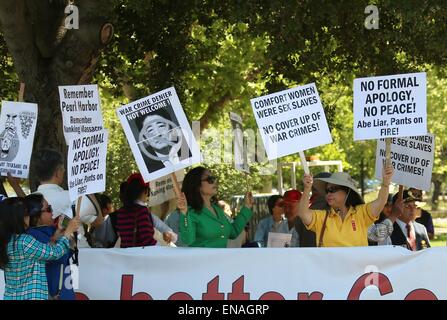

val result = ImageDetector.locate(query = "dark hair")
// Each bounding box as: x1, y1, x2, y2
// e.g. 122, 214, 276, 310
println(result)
267, 195, 283, 215
32, 149, 64, 183
182, 166, 208, 212
344, 188, 364, 207
97, 194, 112, 210
24, 193, 45, 227
125, 180, 148, 204
0, 201, 26, 269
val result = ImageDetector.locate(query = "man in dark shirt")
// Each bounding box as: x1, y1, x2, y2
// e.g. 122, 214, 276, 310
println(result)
408, 188, 435, 240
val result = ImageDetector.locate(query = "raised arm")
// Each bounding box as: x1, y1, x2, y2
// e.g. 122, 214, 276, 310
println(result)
370, 163, 394, 217
299, 174, 314, 226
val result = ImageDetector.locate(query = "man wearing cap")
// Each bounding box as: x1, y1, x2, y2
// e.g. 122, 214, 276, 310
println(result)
390, 190, 431, 251
409, 188, 435, 240
298, 164, 394, 247
31, 149, 100, 248
283, 190, 301, 247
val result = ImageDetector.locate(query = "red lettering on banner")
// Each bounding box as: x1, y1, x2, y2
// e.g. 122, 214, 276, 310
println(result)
405, 289, 438, 300
228, 276, 250, 300
347, 272, 393, 300
259, 292, 285, 300
202, 275, 225, 300
120, 275, 153, 300
75, 292, 90, 300
297, 292, 324, 300
168, 292, 194, 300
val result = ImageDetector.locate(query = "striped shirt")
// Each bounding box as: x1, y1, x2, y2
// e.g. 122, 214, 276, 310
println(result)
116, 203, 157, 248
3, 234, 70, 300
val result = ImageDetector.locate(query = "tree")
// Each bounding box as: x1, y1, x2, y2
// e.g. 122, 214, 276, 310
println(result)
0, 0, 114, 188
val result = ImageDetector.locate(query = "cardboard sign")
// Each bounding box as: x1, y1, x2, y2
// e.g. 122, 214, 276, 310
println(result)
354, 72, 427, 140
375, 134, 434, 191
67, 130, 108, 201
117, 87, 200, 182
0, 101, 38, 178
149, 170, 185, 207
59, 84, 104, 145
250, 83, 332, 160
229, 112, 249, 173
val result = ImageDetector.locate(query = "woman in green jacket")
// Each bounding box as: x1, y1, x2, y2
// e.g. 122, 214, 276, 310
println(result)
177, 166, 254, 248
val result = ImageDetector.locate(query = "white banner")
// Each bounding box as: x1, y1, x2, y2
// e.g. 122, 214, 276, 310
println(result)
59, 84, 104, 145
250, 84, 332, 160
354, 72, 427, 140
67, 130, 108, 202
229, 112, 249, 173
375, 134, 435, 191
2, 247, 446, 300
0, 101, 38, 178
116, 87, 201, 183
149, 170, 185, 207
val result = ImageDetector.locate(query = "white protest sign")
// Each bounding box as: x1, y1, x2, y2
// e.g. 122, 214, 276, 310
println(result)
354, 72, 427, 141
375, 134, 434, 191
149, 170, 185, 207
0, 101, 38, 178
59, 84, 104, 145
229, 112, 249, 173
117, 87, 200, 182
250, 83, 332, 160
68, 130, 108, 202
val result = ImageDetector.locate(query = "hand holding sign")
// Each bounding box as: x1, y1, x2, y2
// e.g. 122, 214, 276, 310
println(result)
382, 163, 394, 187
303, 173, 313, 192
63, 216, 81, 237
244, 191, 254, 209
177, 192, 188, 215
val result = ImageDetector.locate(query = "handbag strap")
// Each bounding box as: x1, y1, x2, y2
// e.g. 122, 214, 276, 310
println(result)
318, 210, 330, 248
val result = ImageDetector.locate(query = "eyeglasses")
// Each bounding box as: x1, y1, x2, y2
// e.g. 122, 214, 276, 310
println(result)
325, 186, 345, 194
201, 176, 217, 184
42, 205, 53, 214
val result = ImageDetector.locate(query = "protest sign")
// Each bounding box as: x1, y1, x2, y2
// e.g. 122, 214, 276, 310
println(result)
117, 87, 200, 182
149, 170, 185, 207
67, 130, 108, 202
59, 84, 104, 145
0, 101, 38, 178
250, 83, 332, 160
375, 134, 434, 191
354, 72, 427, 140
229, 112, 249, 173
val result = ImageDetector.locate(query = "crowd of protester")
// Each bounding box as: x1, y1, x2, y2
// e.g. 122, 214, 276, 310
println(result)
0, 149, 438, 300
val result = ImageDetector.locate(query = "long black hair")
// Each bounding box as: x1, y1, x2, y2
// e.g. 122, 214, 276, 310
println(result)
0, 201, 27, 269
23, 193, 45, 227
182, 166, 208, 212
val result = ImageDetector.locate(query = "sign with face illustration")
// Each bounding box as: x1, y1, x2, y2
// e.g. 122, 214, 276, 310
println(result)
0, 101, 38, 178
117, 87, 200, 182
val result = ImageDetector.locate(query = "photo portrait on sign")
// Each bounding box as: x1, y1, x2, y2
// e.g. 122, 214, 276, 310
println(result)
127, 99, 192, 174
0, 101, 38, 178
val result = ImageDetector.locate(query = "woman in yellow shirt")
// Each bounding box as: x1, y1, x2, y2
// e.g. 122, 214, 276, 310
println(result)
298, 164, 393, 247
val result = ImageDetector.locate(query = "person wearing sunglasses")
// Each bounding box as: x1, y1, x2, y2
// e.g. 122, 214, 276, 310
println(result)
0, 199, 80, 300
254, 195, 289, 247
177, 166, 254, 248
297, 164, 394, 247
24, 193, 77, 300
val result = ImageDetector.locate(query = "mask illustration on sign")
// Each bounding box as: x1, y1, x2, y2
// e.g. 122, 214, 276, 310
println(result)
137, 115, 182, 163
0, 114, 20, 161
19, 112, 36, 139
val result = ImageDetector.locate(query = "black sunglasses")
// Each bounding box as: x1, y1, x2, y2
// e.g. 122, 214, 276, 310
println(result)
325, 186, 345, 194
201, 176, 217, 184
42, 205, 53, 214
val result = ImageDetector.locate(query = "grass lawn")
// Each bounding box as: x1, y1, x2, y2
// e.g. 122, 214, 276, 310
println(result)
430, 233, 446, 247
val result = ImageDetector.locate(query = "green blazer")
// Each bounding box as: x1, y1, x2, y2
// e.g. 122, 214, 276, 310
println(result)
179, 204, 253, 248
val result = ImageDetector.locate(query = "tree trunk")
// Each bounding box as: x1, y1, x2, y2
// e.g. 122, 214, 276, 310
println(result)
0, 0, 114, 190
432, 179, 442, 211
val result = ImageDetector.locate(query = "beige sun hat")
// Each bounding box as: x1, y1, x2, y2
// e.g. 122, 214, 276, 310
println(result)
314, 172, 365, 205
